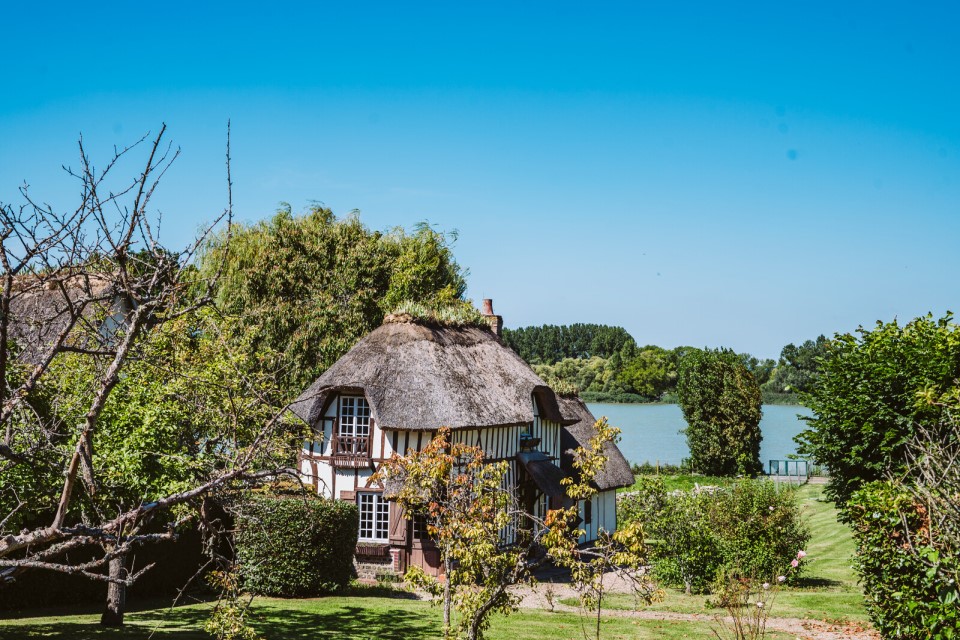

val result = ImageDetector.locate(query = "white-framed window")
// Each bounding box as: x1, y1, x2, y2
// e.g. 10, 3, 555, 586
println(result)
339, 396, 371, 437
358, 492, 390, 542
338, 396, 371, 455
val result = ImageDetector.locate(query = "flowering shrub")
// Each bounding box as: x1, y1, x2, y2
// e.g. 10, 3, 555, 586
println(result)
619, 478, 809, 594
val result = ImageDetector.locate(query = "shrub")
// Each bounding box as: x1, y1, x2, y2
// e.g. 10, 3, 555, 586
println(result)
796, 314, 960, 507
847, 481, 960, 638
676, 348, 763, 476
710, 481, 810, 587
621, 479, 809, 594
236, 495, 358, 597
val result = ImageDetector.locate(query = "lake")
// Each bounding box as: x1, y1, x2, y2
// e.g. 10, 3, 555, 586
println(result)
586, 403, 813, 469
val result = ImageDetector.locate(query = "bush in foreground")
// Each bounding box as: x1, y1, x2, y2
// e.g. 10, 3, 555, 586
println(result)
848, 481, 960, 637
236, 495, 358, 597
620, 478, 809, 594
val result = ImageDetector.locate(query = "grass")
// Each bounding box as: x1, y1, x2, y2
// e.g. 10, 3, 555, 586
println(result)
0, 591, 793, 640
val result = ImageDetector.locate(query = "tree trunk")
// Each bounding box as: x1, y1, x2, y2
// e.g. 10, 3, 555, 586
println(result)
100, 553, 128, 626
443, 553, 452, 639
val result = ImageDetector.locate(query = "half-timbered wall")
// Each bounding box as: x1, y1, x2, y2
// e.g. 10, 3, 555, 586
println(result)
578, 489, 618, 543
298, 392, 608, 549
298, 394, 423, 500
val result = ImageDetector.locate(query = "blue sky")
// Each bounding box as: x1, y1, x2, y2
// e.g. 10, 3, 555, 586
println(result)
3, 1, 958, 358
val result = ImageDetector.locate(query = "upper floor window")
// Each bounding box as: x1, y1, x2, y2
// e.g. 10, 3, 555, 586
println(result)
336, 396, 371, 456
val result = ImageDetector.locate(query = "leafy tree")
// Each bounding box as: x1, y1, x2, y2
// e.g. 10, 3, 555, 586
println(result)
501, 324, 637, 365
763, 335, 829, 394
796, 315, 960, 506
618, 346, 679, 400
740, 354, 777, 388
676, 349, 763, 476
198, 206, 466, 397
377, 420, 655, 640
376, 427, 521, 640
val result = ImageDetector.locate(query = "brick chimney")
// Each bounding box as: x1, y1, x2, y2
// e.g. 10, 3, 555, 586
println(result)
481, 298, 503, 337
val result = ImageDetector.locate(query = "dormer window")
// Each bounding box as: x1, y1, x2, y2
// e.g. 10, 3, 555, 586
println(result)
335, 395, 371, 457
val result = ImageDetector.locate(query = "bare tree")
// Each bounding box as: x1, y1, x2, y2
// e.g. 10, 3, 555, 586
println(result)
0, 125, 298, 625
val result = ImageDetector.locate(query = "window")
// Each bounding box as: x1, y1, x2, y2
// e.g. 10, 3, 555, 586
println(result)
412, 513, 437, 541
337, 396, 371, 455
358, 492, 389, 542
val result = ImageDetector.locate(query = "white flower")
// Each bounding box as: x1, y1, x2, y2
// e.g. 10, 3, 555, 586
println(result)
777, 575, 786, 583
756, 601, 764, 608
762, 582, 770, 590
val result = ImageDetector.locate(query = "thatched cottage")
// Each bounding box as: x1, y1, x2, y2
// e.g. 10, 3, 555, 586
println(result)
290, 300, 634, 577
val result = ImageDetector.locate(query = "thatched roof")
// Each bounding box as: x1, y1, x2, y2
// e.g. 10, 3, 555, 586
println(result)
291, 318, 579, 431
558, 396, 635, 491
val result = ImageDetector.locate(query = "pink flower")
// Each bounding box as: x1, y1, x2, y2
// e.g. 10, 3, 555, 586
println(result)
797, 550, 807, 559
777, 575, 786, 583
791, 559, 799, 568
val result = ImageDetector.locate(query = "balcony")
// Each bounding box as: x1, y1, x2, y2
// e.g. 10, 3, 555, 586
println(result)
331, 435, 371, 468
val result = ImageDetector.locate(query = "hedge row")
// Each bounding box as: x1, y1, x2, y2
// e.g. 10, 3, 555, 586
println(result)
236, 495, 358, 597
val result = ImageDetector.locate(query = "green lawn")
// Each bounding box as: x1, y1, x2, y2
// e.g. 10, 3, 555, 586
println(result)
0, 593, 792, 640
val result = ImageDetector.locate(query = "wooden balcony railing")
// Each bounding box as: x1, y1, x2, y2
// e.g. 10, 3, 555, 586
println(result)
331, 435, 371, 467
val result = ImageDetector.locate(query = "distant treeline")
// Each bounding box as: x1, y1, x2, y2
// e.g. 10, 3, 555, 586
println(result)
501, 324, 828, 404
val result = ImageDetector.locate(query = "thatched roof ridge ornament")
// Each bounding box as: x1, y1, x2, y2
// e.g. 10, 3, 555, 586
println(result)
290, 315, 578, 432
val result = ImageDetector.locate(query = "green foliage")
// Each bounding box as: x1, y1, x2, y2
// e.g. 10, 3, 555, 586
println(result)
620, 480, 809, 595
763, 335, 829, 395
847, 481, 960, 638
501, 324, 637, 365
0, 309, 289, 532
375, 427, 519, 640
388, 300, 486, 327
204, 570, 264, 640
235, 495, 358, 597
676, 348, 763, 476
578, 390, 649, 404
796, 314, 960, 506
198, 206, 466, 397
617, 346, 680, 400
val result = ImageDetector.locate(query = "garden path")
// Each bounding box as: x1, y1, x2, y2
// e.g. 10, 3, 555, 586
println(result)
509, 576, 879, 640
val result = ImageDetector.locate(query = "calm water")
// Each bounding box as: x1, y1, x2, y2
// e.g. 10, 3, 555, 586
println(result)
587, 403, 813, 468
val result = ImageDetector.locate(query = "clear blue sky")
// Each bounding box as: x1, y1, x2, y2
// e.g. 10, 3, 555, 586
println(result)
3, 1, 958, 359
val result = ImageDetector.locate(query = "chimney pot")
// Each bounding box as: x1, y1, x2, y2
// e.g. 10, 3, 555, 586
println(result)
479, 298, 502, 337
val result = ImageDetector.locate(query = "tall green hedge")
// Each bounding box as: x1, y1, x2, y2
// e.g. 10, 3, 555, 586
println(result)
848, 482, 960, 638
236, 496, 359, 597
